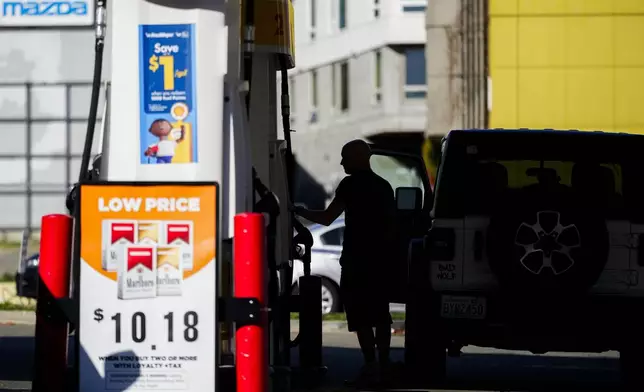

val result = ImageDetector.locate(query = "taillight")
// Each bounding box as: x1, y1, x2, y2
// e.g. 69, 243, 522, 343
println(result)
425, 227, 455, 261
638, 234, 644, 267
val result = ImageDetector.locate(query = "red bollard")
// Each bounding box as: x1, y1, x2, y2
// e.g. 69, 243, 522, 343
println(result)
32, 214, 73, 392
234, 213, 268, 392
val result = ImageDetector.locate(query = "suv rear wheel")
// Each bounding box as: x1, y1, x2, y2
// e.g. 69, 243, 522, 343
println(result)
621, 339, 644, 391
487, 190, 609, 297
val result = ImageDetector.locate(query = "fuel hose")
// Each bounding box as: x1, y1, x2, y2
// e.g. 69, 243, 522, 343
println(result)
78, 0, 107, 182
277, 54, 315, 350
69, 0, 108, 381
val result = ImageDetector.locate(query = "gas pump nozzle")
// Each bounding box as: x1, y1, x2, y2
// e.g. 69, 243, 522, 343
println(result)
65, 154, 103, 214
292, 219, 313, 276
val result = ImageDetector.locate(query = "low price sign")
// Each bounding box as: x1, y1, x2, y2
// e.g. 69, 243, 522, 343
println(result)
78, 182, 218, 391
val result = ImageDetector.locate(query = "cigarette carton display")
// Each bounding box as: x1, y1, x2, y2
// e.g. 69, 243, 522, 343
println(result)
102, 220, 137, 272
156, 246, 183, 296
164, 221, 194, 271
117, 245, 157, 300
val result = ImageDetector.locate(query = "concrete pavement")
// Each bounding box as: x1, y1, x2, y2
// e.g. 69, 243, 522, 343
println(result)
0, 312, 622, 392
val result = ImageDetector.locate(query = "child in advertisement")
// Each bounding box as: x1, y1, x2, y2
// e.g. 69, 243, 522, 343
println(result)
144, 119, 186, 164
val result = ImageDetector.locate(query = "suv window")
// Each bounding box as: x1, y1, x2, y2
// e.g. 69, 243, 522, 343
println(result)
465, 159, 625, 217
433, 131, 644, 220
321, 226, 344, 246
370, 154, 426, 206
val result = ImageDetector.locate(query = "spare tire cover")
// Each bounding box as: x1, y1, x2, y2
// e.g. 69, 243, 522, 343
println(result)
486, 191, 609, 296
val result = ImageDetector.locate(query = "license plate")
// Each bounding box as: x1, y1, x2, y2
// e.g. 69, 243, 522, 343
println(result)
440, 295, 486, 319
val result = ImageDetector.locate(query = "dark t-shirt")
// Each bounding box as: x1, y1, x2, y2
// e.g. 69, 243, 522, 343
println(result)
334, 169, 396, 274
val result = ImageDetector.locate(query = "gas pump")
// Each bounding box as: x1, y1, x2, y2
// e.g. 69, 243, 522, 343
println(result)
30, 0, 328, 391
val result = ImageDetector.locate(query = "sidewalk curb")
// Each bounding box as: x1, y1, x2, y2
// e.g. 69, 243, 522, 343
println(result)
291, 320, 347, 333
0, 310, 36, 325
290, 320, 405, 334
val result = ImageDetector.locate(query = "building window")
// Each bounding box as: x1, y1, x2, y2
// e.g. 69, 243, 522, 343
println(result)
331, 64, 337, 109
404, 46, 427, 99
374, 51, 382, 103
339, 0, 347, 29
340, 62, 349, 111
310, 0, 317, 39
310, 70, 319, 123
402, 5, 427, 12
374, 0, 380, 18
311, 70, 318, 108
321, 226, 344, 246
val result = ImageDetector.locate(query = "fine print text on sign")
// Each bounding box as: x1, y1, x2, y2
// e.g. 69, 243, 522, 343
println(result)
79, 183, 217, 392
139, 23, 199, 165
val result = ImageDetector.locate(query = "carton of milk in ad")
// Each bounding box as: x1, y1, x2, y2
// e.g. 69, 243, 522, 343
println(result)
101, 220, 137, 272
156, 246, 183, 296
164, 221, 194, 271
117, 245, 157, 300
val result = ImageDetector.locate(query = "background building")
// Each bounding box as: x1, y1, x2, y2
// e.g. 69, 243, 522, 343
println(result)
424, 0, 644, 179
488, 0, 644, 133
0, 0, 103, 237
285, 0, 429, 202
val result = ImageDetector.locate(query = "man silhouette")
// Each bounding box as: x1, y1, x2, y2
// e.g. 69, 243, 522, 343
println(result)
294, 139, 396, 387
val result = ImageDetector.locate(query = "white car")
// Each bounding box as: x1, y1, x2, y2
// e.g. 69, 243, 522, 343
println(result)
292, 218, 345, 314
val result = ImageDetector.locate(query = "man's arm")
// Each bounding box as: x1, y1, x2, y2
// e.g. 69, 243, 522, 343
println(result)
295, 197, 345, 226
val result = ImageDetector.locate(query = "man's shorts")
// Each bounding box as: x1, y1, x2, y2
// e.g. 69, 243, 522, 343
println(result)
340, 270, 392, 332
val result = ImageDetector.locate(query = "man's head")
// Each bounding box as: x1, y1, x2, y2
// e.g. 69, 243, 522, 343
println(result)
149, 119, 172, 138
340, 139, 371, 174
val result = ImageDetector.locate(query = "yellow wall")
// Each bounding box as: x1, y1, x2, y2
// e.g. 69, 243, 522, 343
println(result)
489, 0, 644, 133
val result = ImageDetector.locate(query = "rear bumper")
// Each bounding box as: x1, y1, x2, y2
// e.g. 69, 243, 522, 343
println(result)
429, 291, 644, 352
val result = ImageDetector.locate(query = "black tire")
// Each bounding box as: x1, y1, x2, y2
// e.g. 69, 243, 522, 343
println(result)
293, 277, 342, 314
486, 190, 609, 297
320, 278, 342, 314
621, 342, 644, 391
404, 239, 446, 387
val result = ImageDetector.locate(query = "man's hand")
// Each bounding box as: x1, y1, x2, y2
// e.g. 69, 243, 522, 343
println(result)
291, 198, 344, 226
290, 204, 303, 215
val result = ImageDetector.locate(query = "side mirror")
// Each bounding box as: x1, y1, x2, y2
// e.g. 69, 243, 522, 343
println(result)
396, 187, 422, 212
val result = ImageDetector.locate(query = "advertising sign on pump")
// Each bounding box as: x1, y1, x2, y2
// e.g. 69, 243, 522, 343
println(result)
77, 182, 218, 391
0, 0, 94, 27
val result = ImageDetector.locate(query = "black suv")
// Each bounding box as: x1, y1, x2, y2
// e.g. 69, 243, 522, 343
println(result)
404, 129, 644, 390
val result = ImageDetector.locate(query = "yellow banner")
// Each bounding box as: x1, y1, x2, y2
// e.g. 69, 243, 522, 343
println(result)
80, 183, 217, 282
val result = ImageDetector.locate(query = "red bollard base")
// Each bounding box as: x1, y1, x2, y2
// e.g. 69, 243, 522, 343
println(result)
234, 213, 269, 392
32, 214, 73, 392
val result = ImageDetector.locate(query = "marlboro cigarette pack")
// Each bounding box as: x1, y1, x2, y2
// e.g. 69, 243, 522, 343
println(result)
156, 246, 183, 296
137, 220, 162, 246
163, 221, 194, 271
102, 220, 137, 272
117, 245, 157, 300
